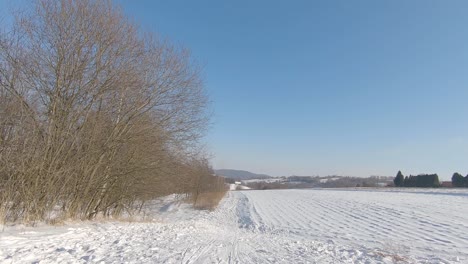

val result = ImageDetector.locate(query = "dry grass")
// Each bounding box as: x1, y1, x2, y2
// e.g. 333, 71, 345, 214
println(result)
193, 190, 228, 210
374, 251, 409, 263
374, 241, 410, 263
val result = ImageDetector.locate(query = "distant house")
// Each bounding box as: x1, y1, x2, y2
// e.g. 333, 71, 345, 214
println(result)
441, 181, 453, 188
234, 181, 242, 185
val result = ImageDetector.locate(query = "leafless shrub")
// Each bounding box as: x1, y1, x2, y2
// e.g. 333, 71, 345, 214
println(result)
0, 0, 219, 224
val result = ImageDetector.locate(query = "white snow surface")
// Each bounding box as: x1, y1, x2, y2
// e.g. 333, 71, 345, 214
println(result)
242, 178, 281, 184
319, 177, 339, 183
1, 188, 468, 263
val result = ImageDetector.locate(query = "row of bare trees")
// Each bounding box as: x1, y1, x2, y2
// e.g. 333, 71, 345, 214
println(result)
0, 0, 226, 224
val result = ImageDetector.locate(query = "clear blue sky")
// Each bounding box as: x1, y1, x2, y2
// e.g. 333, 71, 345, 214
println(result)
2, 1, 468, 180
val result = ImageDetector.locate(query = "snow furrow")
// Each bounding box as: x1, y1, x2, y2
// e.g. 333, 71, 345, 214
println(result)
240, 189, 468, 263
1, 189, 467, 263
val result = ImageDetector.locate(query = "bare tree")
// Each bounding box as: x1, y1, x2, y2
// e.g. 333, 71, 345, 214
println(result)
0, 0, 219, 224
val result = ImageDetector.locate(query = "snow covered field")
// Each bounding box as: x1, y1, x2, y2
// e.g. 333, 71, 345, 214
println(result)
1, 188, 467, 263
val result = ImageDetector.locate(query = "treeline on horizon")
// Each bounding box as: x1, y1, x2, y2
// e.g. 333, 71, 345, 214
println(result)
394, 171, 468, 188
451, 173, 468, 187
230, 175, 394, 190
0, 0, 226, 224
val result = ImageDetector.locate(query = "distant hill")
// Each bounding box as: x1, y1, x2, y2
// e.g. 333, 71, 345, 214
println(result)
215, 169, 272, 180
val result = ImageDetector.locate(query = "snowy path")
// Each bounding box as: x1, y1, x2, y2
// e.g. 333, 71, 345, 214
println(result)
1, 189, 467, 263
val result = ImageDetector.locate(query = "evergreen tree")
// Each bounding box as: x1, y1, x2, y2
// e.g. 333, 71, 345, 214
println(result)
452, 173, 465, 187
431, 174, 441, 187
393, 171, 404, 187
